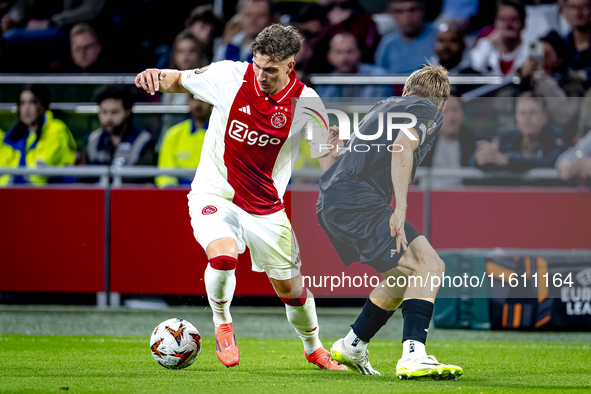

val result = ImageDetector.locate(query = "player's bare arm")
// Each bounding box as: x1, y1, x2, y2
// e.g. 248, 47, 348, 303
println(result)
390, 127, 420, 253
135, 68, 189, 95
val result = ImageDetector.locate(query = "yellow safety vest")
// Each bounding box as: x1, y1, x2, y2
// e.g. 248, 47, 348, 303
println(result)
156, 119, 207, 188
0, 111, 76, 186
294, 139, 321, 170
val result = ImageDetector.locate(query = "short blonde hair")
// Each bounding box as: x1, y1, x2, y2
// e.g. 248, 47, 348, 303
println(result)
403, 61, 450, 108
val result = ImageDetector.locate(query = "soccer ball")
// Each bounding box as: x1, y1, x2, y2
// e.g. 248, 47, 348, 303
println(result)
150, 318, 202, 369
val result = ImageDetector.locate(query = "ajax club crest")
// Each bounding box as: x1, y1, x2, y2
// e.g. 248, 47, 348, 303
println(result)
271, 112, 287, 128
202, 205, 217, 215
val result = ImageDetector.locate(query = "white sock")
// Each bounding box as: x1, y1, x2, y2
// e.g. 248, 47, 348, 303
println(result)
285, 289, 323, 355
402, 339, 426, 359
343, 328, 368, 354
204, 264, 236, 326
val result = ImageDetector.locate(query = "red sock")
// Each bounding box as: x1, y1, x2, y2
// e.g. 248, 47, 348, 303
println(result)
209, 255, 237, 270
280, 286, 308, 307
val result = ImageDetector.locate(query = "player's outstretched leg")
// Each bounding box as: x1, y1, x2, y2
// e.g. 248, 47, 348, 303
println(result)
204, 255, 240, 367
330, 267, 408, 376
272, 277, 347, 371
287, 288, 348, 371
395, 237, 463, 380
330, 299, 395, 375
396, 299, 463, 380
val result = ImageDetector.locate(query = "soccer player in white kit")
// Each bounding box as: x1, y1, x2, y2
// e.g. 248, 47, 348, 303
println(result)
135, 24, 346, 370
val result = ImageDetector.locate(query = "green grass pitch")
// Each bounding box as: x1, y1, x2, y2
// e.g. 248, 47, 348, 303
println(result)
0, 306, 590, 393
1, 335, 590, 393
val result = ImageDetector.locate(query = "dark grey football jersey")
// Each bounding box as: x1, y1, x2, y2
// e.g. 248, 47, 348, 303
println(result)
318, 96, 443, 210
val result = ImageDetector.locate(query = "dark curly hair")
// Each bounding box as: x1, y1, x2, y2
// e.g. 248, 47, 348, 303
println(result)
95, 85, 134, 110
250, 24, 303, 62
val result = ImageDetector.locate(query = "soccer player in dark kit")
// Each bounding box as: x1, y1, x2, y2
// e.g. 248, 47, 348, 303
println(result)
317, 63, 464, 379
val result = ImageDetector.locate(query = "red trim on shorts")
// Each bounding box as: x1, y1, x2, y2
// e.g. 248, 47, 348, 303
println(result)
209, 256, 237, 270
280, 286, 308, 307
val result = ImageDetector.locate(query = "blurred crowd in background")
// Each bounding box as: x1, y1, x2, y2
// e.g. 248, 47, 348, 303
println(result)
1, 0, 591, 187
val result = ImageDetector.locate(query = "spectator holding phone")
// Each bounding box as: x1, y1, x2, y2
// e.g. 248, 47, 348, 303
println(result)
518, 31, 579, 137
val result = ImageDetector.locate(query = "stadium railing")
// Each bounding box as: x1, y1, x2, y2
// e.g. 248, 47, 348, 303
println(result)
0, 102, 191, 114
0, 74, 512, 85
0, 74, 137, 84
310, 75, 512, 85
0, 73, 514, 110
0, 166, 561, 185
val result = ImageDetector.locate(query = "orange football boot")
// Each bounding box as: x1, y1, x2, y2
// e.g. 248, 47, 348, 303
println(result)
305, 347, 348, 370
214, 323, 240, 367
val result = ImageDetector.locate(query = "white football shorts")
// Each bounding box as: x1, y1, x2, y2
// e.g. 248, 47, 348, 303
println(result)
188, 192, 301, 280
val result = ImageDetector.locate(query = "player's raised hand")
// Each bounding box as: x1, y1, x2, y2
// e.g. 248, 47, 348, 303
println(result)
328, 126, 339, 158
328, 125, 339, 143
328, 125, 346, 159
135, 68, 166, 96
390, 207, 408, 253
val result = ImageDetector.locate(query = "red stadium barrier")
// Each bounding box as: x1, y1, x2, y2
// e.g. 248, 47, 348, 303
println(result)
109, 188, 276, 296
1, 187, 590, 296
0, 187, 105, 293
430, 188, 591, 249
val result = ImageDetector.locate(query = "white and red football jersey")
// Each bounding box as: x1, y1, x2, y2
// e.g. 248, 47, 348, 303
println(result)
181, 60, 327, 215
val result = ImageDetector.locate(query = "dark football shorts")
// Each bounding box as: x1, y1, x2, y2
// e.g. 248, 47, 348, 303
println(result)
317, 192, 423, 274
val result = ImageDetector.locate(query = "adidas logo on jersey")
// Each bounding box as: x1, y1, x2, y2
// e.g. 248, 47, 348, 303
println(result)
239, 105, 251, 115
